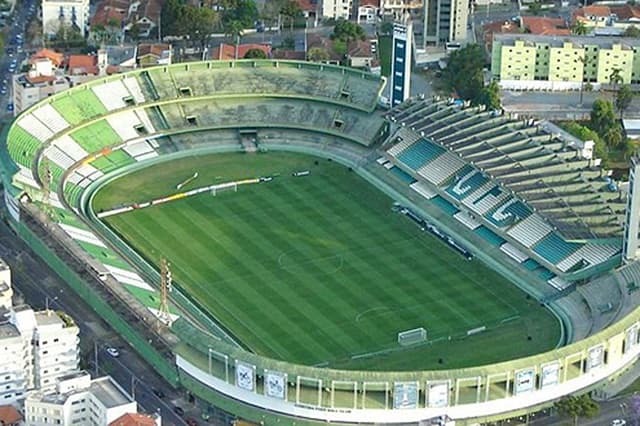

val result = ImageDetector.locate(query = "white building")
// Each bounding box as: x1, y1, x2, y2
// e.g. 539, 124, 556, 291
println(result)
24, 372, 137, 426
0, 258, 79, 405
41, 0, 90, 37
320, 0, 352, 20
357, 0, 380, 24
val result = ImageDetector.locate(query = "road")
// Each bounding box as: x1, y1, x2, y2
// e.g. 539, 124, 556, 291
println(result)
0, 219, 200, 425
1, 0, 38, 117
501, 89, 640, 120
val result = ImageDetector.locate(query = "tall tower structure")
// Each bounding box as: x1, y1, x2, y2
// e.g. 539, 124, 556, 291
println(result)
157, 258, 173, 326
390, 20, 413, 107
623, 157, 640, 261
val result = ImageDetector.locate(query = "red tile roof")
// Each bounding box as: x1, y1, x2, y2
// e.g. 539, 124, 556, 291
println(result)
109, 413, 156, 426
68, 55, 98, 75
611, 4, 640, 21
521, 16, 570, 36
0, 405, 22, 424
31, 48, 64, 67
138, 43, 170, 57
574, 5, 611, 19
482, 20, 520, 51
91, 0, 129, 27
359, 0, 380, 7
210, 43, 271, 60
296, 0, 314, 12
348, 39, 373, 57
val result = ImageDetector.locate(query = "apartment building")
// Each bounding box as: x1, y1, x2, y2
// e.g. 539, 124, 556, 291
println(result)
320, 0, 352, 19
0, 258, 80, 406
24, 372, 136, 426
492, 34, 639, 89
42, 0, 90, 37
422, 0, 469, 46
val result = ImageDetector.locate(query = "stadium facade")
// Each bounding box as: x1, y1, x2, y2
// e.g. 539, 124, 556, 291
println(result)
1, 60, 640, 424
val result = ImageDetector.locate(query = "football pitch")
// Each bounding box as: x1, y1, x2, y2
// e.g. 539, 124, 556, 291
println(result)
93, 152, 561, 371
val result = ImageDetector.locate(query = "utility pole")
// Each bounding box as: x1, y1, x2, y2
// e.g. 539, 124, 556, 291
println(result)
94, 341, 99, 376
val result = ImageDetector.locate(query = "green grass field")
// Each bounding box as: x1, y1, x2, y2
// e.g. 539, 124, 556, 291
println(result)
93, 152, 561, 371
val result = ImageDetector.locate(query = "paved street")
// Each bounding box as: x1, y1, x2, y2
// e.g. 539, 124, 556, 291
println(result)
0, 219, 200, 425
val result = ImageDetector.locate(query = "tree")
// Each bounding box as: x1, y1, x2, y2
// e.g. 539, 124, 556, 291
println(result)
220, 0, 258, 30
127, 22, 140, 41
604, 125, 624, 148
554, 395, 599, 426
571, 20, 588, 35
161, 0, 185, 37
442, 44, 486, 104
615, 84, 634, 118
528, 1, 542, 15
307, 47, 330, 62
591, 98, 618, 136
610, 67, 623, 89
244, 48, 267, 59
280, 0, 301, 33
224, 19, 244, 59
179, 6, 219, 50
480, 81, 501, 110
624, 25, 640, 37
331, 19, 366, 42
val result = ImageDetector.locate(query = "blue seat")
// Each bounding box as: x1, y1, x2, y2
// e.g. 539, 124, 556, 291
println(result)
397, 139, 446, 170
532, 233, 580, 265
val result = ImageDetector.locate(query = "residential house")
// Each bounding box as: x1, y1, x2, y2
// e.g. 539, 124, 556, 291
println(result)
137, 43, 171, 66
0, 405, 22, 426
109, 412, 161, 426
209, 43, 271, 60
357, 0, 379, 24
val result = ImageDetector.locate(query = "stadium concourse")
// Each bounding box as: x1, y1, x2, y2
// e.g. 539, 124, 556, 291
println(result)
1, 59, 640, 424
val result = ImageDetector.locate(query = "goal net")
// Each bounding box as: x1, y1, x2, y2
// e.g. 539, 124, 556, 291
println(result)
211, 182, 238, 196
398, 328, 427, 346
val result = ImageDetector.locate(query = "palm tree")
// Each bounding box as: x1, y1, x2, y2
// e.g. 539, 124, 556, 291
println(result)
610, 67, 623, 90
571, 20, 588, 35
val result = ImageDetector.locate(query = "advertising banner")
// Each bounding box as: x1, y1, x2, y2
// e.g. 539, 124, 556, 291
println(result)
393, 382, 419, 409
235, 361, 255, 392
264, 370, 287, 400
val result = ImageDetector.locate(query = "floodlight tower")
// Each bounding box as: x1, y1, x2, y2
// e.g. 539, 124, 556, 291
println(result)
157, 258, 173, 326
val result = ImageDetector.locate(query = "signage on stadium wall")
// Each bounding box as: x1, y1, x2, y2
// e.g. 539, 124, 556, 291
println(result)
393, 382, 419, 409
626, 325, 639, 351
264, 370, 287, 400
514, 369, 535, 395
541, 362, 560, 389
427, 381, 449, 408
587, 345, 605, 371
235, 361, 256, 392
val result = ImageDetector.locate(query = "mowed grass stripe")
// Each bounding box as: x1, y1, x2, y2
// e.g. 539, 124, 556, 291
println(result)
230, 189, 377, 356
99, 152, 561, 370
201, 199, 356, 361
159, 203, 310, 359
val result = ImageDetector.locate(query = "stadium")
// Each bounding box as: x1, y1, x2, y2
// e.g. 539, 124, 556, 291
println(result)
1, 60, 640, 425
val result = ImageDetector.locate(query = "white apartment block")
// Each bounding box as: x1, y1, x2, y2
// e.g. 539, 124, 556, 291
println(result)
321, 0, 353, 20
0, 258, 79, 406
42, 0, 90, 37
24, 372, 137, 426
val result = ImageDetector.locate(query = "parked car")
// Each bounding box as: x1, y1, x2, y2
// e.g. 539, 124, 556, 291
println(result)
185, 418, 198, 426
173, 406, 185, 416
151, 388, 165, 398
105, 347, 119, 357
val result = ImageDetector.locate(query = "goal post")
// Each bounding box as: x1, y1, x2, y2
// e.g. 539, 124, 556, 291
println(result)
398, 328, 427, 346
211, 182, 238, 196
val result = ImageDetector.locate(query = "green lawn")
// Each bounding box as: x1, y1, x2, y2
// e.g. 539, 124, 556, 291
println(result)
94, 152, 560, 371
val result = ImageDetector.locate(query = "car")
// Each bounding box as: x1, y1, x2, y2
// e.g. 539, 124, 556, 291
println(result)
185, 418, 198, 426
151, 388, 165, 398
173, 406, 184, 416
1, 88, 7, 96
7, 103, 13, 112
105, 347, 119, 357
612, 420, 627, 426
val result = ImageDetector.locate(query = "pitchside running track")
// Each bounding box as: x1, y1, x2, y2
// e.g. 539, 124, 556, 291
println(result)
93, 152, 561, 371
